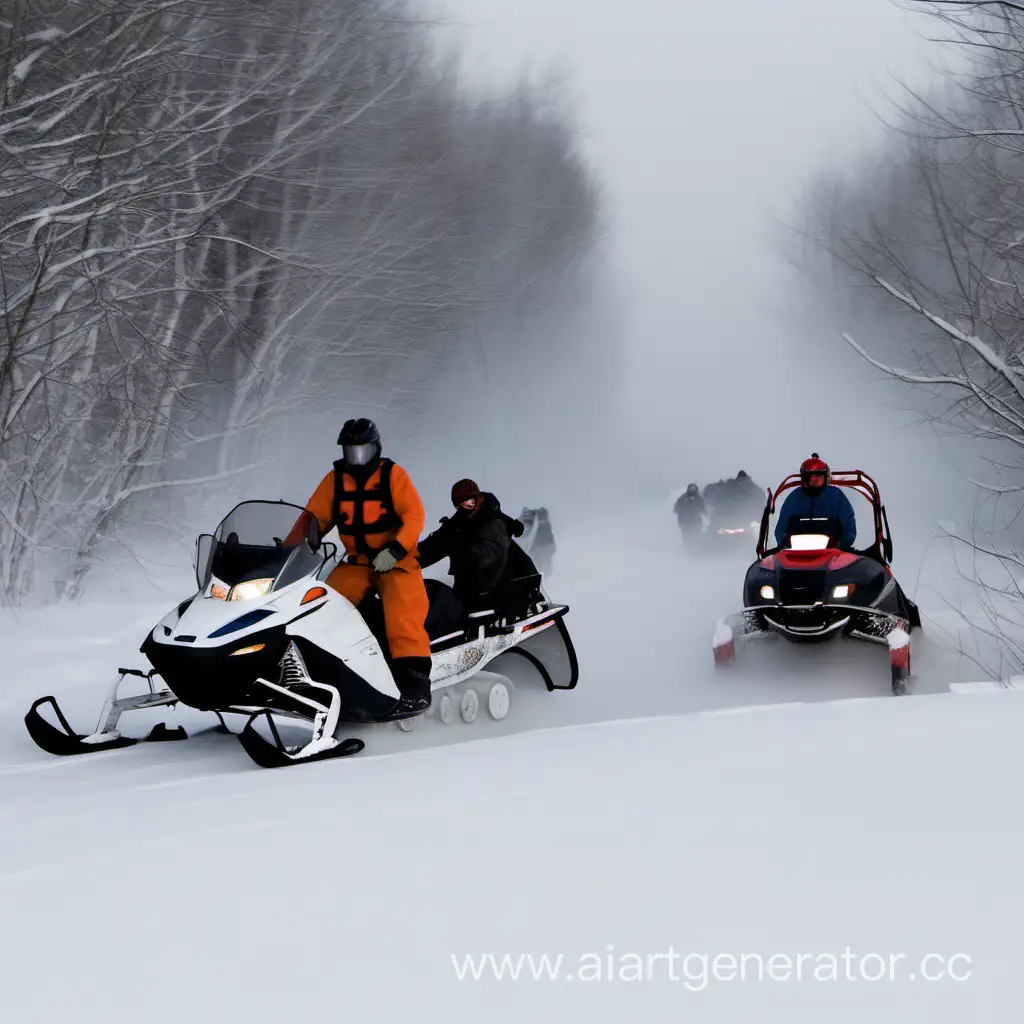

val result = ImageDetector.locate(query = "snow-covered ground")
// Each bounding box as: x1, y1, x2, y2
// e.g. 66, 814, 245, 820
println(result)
1, 506, 1019, 1021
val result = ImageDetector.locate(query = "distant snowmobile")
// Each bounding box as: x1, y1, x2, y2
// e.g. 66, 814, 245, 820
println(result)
712, 468, 921, 694
703, 474, 767, 549
25, 499, 579, 768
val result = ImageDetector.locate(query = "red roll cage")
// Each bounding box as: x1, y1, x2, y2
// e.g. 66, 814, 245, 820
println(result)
754, 469, 894, 564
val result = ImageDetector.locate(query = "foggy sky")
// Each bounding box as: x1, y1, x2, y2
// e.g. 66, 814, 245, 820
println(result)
419, 0, 958, 524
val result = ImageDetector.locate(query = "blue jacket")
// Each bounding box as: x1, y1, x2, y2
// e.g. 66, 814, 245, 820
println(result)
774, 486, 856, 549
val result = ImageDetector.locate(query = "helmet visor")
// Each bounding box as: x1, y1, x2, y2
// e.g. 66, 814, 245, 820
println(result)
344, 442, 377, 467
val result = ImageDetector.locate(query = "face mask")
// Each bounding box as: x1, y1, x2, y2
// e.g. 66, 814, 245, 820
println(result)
344, 443, 377, 466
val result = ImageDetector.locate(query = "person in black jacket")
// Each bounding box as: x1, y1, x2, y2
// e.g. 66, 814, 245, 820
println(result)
518, 506, 556, 575
418, 479, 528, 610
728, 470, 764, 516
674, 483, 705, 544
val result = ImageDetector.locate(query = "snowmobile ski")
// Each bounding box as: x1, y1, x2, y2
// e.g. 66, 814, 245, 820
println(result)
888, 627, 912, 696
25, 695, 188, 756
238, 710, 365, 767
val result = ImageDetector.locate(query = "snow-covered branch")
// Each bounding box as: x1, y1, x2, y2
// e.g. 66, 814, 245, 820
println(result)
0, 0, 597, 604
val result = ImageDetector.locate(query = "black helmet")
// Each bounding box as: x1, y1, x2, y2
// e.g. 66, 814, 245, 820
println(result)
338, 417, 381, 473
736, 470, 748, 479
686, 483, 699, 496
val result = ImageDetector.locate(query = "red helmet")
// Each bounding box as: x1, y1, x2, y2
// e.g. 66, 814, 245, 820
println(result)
799, 453, 830, 495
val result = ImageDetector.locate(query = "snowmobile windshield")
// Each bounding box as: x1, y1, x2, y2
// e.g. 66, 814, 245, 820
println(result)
198, 501, 323, 591
780, 516, 843, 551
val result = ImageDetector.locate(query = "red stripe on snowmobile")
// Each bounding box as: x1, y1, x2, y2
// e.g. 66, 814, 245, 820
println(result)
826, 552, 860, 570
521, 618, 556, 634
773, 549, 864, 571
774, 549, 843, 570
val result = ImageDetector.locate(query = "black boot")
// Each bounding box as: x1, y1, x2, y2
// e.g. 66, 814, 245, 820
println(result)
391, 656, 433, 714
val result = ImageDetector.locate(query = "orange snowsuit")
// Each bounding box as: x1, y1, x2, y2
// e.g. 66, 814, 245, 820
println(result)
287, 459, 430, 661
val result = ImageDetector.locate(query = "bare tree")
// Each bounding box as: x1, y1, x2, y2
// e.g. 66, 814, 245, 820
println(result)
0, 0, 599, 605
803, 0, 1024, 668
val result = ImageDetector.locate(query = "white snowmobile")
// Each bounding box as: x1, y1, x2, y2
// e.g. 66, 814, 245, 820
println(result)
25, 499, 579, 768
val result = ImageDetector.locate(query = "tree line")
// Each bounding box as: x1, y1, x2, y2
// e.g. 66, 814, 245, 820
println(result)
0, 0, 598, 604
806, 0, 1024, 668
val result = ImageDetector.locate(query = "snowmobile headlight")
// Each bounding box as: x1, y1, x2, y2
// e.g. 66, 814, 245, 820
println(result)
228, 578, 274, 602
760, 585, 775, 600
832, 584, 853, 599
230, 643, 266, 656
207, 578, 229, 600
789, 534, 830, 551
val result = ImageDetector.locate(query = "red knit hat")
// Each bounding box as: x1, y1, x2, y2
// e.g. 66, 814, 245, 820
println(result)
451, 478, 481, 506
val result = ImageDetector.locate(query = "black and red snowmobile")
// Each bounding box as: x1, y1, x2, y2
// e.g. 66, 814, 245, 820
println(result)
712, 468, 921, 694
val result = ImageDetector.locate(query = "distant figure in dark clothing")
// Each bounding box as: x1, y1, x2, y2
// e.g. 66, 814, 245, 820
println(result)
674, 483, 705, 543
725, 470, 765, 518
518, 506, 556, 576
702, 479, 728, 517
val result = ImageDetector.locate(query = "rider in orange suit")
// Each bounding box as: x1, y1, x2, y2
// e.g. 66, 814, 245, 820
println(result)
286, 418, 431, 710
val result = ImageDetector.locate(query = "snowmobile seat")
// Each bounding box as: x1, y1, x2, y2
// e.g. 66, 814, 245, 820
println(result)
356, 579, 467, 650
459, 573, 544, 629
495, 572, 544, 622
424, 578, 465, 639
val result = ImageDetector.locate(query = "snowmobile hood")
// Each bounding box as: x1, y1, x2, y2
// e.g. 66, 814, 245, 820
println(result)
744, 543, 901, 625
761, 549, 863, 572
150, 576, 344, 651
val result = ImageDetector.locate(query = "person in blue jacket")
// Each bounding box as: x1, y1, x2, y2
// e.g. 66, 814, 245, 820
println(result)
774, 454, 857, 549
